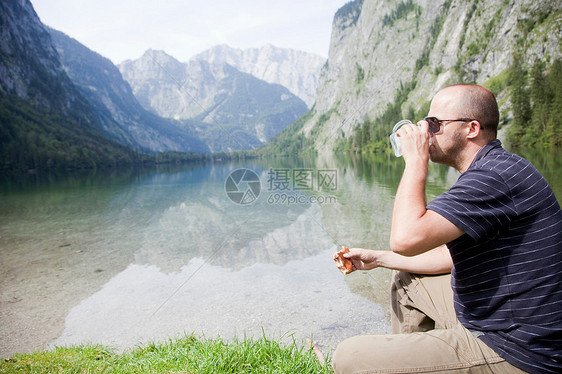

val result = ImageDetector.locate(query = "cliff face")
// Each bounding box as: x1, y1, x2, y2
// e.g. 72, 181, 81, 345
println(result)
0, 0, 94, 119
305, 0, 562, 153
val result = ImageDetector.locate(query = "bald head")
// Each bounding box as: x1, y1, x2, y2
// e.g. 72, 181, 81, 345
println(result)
434, 84, 499, 139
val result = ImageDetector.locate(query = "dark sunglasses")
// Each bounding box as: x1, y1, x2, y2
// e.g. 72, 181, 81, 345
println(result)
424, 117, 477, 133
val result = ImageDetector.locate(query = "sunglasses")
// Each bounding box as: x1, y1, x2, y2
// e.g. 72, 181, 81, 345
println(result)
424, 117, 476, 134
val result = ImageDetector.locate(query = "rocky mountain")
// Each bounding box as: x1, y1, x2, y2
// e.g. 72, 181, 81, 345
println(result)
48, 29, 209, 154
0, 0, 142, 170
119, 50, 308, 152
290, 0, 561, 154
193, 44, 326, 108
0, 0, 79, 113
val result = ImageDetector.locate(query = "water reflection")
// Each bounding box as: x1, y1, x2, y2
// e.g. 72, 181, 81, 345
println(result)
1, 146, 559, 357
52, 249, 389, 352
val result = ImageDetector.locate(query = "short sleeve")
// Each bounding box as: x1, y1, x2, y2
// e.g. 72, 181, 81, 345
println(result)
427, 168, 517, 241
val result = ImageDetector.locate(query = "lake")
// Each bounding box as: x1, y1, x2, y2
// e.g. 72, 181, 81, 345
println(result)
1, 148, 560, 358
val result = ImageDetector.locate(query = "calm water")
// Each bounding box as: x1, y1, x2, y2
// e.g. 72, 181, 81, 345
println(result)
1, 148, 560, 357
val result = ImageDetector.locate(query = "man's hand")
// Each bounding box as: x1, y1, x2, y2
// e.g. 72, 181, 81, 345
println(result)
337, 246, 453, 275
341, 248, 384, 272
397, 121, 430, 164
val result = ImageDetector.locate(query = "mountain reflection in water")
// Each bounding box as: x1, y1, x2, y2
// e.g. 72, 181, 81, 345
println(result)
2, 148, 558, 357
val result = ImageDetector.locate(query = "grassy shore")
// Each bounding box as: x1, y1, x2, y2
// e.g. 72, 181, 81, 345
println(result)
0, 334, 334, 373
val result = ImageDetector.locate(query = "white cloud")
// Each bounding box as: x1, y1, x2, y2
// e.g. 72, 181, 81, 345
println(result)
31, 0, 349, 64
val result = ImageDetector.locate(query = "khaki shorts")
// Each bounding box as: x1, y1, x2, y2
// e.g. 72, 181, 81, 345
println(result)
332, 271, 528, 373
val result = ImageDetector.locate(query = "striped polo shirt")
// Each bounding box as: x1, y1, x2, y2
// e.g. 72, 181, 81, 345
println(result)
427, 140, 562, 374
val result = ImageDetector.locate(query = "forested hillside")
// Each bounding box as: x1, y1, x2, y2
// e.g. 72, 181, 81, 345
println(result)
0, 0, 147, 172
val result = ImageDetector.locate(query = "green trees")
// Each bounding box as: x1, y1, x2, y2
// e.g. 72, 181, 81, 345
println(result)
344, 55, 561, 155
382, 0, 422, 27
0, 95, 145, 172
258, 110, 317, 157
508, 58, 562, 148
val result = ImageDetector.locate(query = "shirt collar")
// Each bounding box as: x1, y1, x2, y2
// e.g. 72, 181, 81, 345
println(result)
469, 139, 502, 168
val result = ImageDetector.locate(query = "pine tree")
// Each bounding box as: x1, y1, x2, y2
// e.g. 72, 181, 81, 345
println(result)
508, 54, 532, 146
546, 59, 562, 146
530, 59, 549, 145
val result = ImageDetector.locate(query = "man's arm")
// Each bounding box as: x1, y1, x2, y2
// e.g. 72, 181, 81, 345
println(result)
344, 246, 453, 275
390, 122, 464, 256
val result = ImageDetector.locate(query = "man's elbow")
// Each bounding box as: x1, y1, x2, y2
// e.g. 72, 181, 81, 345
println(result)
389, 234, 422, 256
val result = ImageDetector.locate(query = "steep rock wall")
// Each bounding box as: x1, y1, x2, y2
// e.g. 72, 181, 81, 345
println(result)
306, 0, 561, 153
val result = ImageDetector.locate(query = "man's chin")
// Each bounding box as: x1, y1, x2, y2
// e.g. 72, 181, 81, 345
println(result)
429, 149, 443, 164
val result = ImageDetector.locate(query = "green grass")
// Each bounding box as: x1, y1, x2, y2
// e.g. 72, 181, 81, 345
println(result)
1, 334, 334, 374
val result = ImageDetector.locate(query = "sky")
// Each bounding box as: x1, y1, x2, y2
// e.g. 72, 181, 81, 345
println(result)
30, 0, 350, 64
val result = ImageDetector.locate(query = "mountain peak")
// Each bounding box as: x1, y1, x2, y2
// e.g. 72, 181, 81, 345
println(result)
118, 48, 309, 152
139, 49, 183, 67
193, 44, 325, 107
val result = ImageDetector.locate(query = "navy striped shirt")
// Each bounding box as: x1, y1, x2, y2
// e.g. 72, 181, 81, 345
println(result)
427, 140, 562, 374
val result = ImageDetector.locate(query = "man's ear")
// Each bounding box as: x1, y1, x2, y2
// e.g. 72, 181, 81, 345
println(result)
466, 120, 482, 139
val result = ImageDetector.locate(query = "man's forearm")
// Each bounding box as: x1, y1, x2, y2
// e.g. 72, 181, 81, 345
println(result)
377, 246, 452, 274
390, 160, 429, 253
